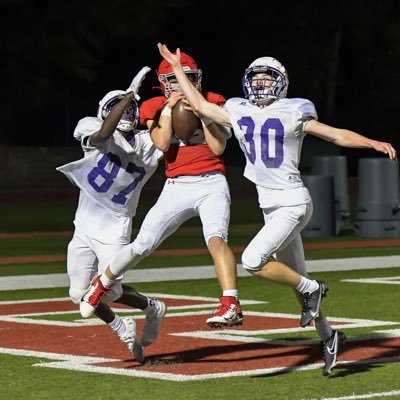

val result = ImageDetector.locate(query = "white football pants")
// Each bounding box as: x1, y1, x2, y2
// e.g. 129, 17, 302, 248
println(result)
109, 172, 231, 275
67, 232, 124, 304
242, 202, 313, 275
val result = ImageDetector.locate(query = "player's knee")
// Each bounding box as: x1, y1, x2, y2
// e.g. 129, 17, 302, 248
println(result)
132, 232, 156, 256
109, 243, 147, 275
69, 287, 84, 304
241, 247, 269, 272
207, 235, 227, 252
205, 225, 228, 246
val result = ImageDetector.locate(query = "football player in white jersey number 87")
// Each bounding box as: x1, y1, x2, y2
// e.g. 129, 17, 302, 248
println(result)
57, 67, 166, 363
157, 43, 397, 376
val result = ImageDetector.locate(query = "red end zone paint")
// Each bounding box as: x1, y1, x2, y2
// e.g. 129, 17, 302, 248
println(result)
0, 297, 399, 380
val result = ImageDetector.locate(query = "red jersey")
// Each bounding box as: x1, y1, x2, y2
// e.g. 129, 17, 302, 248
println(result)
140, 92, 227, 177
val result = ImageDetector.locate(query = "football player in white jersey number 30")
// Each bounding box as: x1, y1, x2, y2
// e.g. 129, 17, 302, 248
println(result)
157, 43, 397, 376
57, 67, 166, 363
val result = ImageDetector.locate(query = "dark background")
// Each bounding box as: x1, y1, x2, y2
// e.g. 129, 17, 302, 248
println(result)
2, 0, 399, 170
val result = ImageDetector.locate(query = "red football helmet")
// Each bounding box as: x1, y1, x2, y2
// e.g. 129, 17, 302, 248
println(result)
157, 51, 202, 97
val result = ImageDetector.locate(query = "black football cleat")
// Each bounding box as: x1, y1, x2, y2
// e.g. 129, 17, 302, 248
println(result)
321, 330, 347, 376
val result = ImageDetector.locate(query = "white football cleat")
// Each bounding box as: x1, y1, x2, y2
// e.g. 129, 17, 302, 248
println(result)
141, 298, 167, 347
119, 318, 144, 363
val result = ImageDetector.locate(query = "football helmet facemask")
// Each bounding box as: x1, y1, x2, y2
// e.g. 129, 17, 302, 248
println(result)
242, 57, 289, 104
157, 52, 202, 98
97, 90, 139, 132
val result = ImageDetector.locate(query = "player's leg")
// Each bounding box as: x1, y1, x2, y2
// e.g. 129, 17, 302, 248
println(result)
197, 173, 242, 328
276, 234, 334, 336
276, 234, 346, 375
67, 234, 99, 305
94, 300, 144, 362
242, 204, 328, 327
80, 179, 196, 338
79, 201, 178, 318
115, 285, 167, 347
207, 237, 237, 292
109, 182, 195, 344
82, 238, 167, 348
107, 179, 197, 278
68, 236, 143, 361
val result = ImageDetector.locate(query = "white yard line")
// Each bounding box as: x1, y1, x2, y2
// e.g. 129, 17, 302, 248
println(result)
309, 389, 400, 400
1, 255, 400, 291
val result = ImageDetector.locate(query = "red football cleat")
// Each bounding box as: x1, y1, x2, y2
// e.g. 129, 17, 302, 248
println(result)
206, 296, 244, 328
79, 275, 108, 318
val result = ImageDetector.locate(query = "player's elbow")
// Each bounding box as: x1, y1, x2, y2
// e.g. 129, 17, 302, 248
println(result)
210, 143, 225, 156
150, 130, 171, 152
154, 139, 170, 152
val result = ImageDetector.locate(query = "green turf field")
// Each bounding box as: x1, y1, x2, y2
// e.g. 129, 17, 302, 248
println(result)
1, 194, 400, 400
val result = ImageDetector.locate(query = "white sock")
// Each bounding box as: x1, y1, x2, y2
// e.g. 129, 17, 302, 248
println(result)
108, 315, 126, 337
295, 276, 319, 294
223, 289, 238, 298
315, 318, 334, 342
144, 298, 155, 315
100, 274, 114, 289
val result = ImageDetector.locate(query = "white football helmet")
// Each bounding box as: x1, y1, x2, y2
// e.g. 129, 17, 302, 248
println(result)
97, 90, 139, 132
242, 57, 289, 104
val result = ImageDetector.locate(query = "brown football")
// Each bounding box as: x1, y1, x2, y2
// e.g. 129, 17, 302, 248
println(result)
172, 99, 201, 141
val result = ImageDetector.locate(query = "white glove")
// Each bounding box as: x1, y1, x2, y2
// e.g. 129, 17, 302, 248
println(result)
126, 66, 151, 100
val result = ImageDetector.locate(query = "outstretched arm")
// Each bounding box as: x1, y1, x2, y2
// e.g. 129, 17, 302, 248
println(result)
90, 92, 135, 146
305, 120, 397, 160
90, 66, 151, 146
157, 43, 232, 127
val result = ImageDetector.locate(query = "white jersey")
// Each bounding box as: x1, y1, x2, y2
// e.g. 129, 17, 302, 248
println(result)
224, 97, 317, 190
57, 116, 162, 244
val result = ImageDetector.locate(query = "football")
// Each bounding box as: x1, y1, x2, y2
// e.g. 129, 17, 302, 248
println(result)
172, 99, 201, 141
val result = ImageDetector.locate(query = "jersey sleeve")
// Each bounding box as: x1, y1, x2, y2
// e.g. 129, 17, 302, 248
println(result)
132, 130, 164, 160
223, 97, 245, 130
73, 117, 102, 152
289, 98, 318, 138
204, 92, 226, 107
299, 100, 317, 138
298, 99, 318, 120
139, 97, 165, 126
223, 98, 239, 113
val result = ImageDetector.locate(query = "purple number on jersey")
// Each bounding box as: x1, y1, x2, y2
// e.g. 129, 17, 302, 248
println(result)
87, 152, 120, 192
237, 117, 284, 168
87, 152, 146, 205
111, 162, 145, 205
237, 117, 256, 164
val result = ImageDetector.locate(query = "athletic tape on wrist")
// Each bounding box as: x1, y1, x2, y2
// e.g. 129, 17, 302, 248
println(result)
161, 107, 172, 116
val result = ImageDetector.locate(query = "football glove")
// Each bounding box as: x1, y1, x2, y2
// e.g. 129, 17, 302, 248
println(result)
126, 66, 151, 100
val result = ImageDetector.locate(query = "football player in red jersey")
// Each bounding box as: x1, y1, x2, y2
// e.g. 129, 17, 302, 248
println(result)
80, 52, 244, 329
